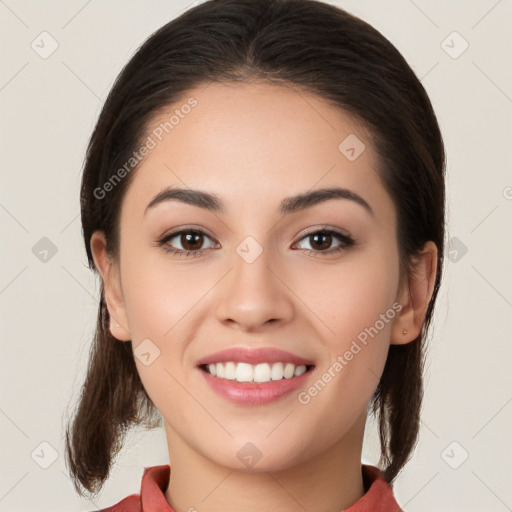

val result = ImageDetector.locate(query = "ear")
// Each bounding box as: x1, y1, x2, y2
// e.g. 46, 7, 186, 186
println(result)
391, 241, 438, 345
90, 230, 131, 341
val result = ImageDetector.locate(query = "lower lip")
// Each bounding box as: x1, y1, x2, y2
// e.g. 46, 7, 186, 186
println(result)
199, 367, 314, 405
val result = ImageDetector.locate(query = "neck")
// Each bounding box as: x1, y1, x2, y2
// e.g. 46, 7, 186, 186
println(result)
164, 411, 367, 512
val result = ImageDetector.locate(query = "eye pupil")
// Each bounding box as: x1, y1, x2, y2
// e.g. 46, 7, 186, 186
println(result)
182, 232, 203, 250
311, 232, 332, 251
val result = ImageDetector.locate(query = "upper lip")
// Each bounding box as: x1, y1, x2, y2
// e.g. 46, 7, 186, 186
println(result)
196, 346, 315, 367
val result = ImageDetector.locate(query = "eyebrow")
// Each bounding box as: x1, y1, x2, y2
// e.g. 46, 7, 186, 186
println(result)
144, 186, 373, 216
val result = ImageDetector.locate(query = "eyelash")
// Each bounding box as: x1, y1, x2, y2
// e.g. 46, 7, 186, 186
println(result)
157, 226, 355, 258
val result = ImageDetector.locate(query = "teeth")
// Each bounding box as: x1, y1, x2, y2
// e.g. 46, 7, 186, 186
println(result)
294, 364, 307, 377
224, 362, 236, 380
205, 362, 308, 383
283, 363, 295, 379
254, 363, 271, 383
271, 362, 283, 381
236, 362, 253, 382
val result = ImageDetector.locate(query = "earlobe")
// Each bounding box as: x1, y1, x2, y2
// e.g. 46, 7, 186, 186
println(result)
391, 241, 438, 345
90, 230, 131, 342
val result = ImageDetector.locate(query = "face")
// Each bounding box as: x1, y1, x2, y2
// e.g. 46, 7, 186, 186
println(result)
94, 82, 412, 472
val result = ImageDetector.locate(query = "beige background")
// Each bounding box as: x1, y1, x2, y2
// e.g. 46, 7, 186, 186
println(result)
1, 0, 511, 510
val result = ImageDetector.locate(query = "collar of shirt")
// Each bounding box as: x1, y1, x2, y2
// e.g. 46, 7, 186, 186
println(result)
99, 464, 403, 512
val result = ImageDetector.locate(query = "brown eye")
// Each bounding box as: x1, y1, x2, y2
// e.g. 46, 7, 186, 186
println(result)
294, 229, 355, 256
308, 232, 333, 251
180, 231, 204, 251
159, 228, 217, 256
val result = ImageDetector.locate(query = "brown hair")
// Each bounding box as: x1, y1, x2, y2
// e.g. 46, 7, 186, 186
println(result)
65, 0, 445, 498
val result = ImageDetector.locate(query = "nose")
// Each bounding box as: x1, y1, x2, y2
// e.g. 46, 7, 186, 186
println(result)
215, 243, 295, 332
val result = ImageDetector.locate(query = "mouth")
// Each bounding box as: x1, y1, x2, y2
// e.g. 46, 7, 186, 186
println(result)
196, 346, 316, 404
199, 361, 315, 383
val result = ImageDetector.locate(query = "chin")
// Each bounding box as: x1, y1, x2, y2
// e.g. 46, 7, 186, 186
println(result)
198, 435, 313, 473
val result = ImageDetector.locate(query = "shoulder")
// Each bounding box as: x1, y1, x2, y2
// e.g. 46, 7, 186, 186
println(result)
344, 465, 404, 512
92, 464, 171, 512
94, 493, 141, 512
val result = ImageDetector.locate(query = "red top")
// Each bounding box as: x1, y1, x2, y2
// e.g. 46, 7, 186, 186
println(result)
97, 464, 403, 512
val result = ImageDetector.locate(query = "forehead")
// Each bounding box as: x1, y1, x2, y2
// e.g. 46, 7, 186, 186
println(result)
121, 81, 389, 216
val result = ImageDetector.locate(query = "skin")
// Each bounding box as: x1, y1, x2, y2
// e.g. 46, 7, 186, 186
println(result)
91, 82, 437, 512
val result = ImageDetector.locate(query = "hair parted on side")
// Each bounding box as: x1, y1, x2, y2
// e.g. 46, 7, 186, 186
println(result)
65, 0, 445, 498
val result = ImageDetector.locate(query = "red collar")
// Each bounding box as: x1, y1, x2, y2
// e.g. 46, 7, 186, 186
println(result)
100, 464, 403, 511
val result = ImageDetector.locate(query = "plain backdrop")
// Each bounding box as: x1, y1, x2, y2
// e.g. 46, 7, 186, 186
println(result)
1, 0, 511, 511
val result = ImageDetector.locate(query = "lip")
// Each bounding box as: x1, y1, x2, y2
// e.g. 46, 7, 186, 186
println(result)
196, 346, 314, 366
196, 346, 315, 406
199, 366, 315, 405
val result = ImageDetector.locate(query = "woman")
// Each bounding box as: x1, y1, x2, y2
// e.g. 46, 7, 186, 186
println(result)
65, 0, 445, 510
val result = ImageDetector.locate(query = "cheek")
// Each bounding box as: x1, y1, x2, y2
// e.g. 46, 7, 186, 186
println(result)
120, 248, 210, 343
292, 246, 400, 409
294, 248, 400, 348
292, 262, 398, 452
119, 256, 204, 421
118, 247, 215, 400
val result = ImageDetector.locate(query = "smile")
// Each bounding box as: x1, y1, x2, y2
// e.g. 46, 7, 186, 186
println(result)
196, 346, 316, 404
200, 361, 313, 383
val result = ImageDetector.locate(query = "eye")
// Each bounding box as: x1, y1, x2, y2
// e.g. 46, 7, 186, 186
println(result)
293, 228, 355, 256
157, 226, 355, 258
158, 228, 218, 257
